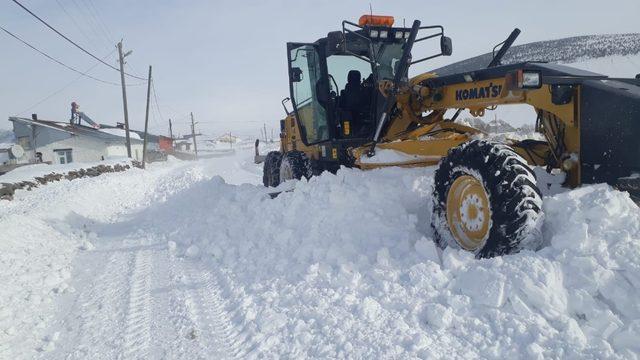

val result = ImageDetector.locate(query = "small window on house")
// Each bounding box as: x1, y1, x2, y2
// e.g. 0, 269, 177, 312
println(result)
55, 149, 73, 164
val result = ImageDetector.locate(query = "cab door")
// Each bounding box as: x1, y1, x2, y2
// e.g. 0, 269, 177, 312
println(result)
287, 43, 330, 145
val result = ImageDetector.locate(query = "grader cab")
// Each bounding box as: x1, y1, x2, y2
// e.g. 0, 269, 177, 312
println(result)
263, 15, 640, 258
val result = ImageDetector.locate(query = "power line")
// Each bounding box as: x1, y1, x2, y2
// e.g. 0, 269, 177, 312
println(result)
151, 79, 165, 122
66, 0, 109, 49
53, 0, 94, 47
10, 0, 147, 81
0, 24, 145, 86
84, 0, 115, 43
16, 50, 115, 115
72, 0, 111, 47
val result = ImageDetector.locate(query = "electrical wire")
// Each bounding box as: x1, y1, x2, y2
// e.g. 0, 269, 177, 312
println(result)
66, 0, 109, 49
53, 0, 95, 48
84, 0, 115, 43
15, 50, 116, 115
10, 0, 147, 81
71, 0, 111, 47
0, 24, 143, 86
150, 79, 165, 122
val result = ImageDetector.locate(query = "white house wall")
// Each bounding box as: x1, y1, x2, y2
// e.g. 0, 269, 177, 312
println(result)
106, 143, 143, 161
11, 119, 152, 164
37, 136, 107, 163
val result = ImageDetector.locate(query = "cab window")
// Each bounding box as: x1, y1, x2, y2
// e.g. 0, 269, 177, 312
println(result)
289, 45, 329, 144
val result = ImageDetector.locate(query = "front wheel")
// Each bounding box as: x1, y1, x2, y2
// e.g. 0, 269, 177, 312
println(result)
431, 140, 544, 258
263, 151, 282, 187
279, 151, 312, 182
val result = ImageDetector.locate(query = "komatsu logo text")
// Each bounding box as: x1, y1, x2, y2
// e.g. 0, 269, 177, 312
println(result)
455, 83, 502, 101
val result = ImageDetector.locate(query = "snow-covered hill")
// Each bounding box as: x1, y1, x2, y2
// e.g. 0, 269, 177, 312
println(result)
450, 51, 640, 128
433, 33, 640, 76
0, 129, 15, 148
458, 117, 517, 133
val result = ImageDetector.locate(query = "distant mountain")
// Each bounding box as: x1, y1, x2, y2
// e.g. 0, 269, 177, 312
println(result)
459, 117, 523, 133
0, 129, 15, 148
485, 118, 516, 133
432, 33, 640, 76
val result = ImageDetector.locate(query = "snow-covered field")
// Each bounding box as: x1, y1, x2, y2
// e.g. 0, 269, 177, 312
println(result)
1, 143, 639, 359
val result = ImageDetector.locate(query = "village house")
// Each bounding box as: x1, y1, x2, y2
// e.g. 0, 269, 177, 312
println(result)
8, 115, 149, 165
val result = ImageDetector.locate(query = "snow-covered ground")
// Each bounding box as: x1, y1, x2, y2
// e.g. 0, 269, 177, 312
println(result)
1, 142, 639, 359
0, 157, 133, 183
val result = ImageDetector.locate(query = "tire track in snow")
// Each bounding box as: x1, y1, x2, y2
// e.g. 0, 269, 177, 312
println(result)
150, 248, 211, 359
177, 257, 258, 359
120, 248, 153, 359
47, 248, 133, 359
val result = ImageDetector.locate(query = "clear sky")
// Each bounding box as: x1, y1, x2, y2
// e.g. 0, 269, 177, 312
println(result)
1, 0, 638, 138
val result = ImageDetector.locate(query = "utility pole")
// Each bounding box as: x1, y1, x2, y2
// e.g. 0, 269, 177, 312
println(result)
142, 65, 152, 169
190, 112, 198, 160
263, 123, 268, 144
117, 41, 133, 158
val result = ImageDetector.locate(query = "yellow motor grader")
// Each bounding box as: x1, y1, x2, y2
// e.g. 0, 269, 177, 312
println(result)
262, 15, 640, 258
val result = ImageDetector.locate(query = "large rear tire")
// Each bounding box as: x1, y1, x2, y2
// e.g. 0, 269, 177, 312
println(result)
279, 151, 312, 182
263, 151, 282, 187
431, 140, 544, 258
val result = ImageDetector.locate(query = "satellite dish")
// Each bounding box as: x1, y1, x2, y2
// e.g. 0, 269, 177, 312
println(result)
9, 144, 24, 159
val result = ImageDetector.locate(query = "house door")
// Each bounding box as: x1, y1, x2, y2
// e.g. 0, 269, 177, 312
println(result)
55, 149, 73, 164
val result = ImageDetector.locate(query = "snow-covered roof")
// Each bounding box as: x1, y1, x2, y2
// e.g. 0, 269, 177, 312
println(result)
98, 128, 142, 140
9, 117, 144, 143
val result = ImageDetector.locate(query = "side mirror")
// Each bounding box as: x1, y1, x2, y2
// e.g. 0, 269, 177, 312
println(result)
441, 36, 453, 56
290, 67, 303, 82
281, 97, 291, 115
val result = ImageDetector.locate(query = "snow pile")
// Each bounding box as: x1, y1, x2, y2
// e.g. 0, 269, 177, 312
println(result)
0, 157, 131, 183
137, 165, 640, 358
1, 143, 639, 358
359, 148, 438, 164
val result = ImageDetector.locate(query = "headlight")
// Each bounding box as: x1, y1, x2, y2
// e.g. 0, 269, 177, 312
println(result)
380, 30, 388, 39
394, 31, 403, 39
370, 29, 379, 38
404, 32, 411, 39
521, 72, 541, 88
506, 70, 543, 90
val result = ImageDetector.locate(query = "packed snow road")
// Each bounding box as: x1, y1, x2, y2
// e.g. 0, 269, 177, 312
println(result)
1, 145, 640, 359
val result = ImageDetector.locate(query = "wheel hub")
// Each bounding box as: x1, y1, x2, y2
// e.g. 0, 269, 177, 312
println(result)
446, 175, 491, 250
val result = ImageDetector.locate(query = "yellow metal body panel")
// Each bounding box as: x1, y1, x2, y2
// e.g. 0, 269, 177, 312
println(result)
280, 113, 321, 160
350, 75, 580, 187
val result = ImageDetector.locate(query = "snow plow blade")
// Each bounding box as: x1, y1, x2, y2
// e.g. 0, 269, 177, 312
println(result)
616, 176, 640, 204
254, 139, 266, 164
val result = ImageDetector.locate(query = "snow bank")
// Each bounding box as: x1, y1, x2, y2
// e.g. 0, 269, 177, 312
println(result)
140, 166, 640, 358
0, 158, 210, 356
2, 143, 638, 358
0, 158, 131, 183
